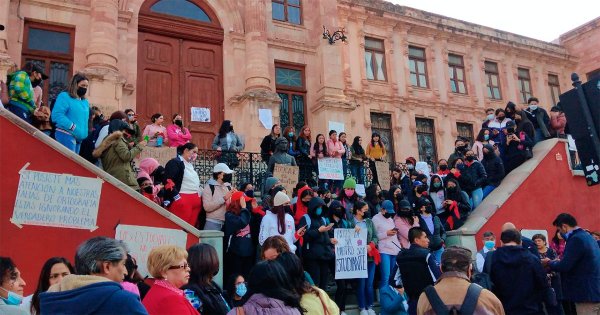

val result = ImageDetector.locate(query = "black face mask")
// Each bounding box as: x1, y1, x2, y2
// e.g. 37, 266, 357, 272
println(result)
466, 156, 475, 162
143, 186, 154, 194
507, 128, 516, 134
423, 206, 432, 214
439, 165, 448, 171
31, 79, 42, 88
457, 145, 467, 152
284, 205, 293, 214
447, 186, 456, 192
175, 120, 183, 127
333, 208, 344, 218
77, 87, 87, 97
223, 173, 233, 183
324, 197, 331, 204
383, 212, 394, 219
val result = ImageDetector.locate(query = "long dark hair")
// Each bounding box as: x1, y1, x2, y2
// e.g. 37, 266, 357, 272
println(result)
31, 257, 75, 314
370, 132, 384, 148
283, 126, 297, 151
67, 73, 89, 99
271, 124, 280, 137
276, 253, 314, 301
271, 205, 288, 235
218, 120, 233, 138
188, 243, 220, 286
351, 136, 365, 155
225, 273, 243, 302
177, 142, 197, 156
429, 174, 444, 193
247, 260, 303, 312
312, 134, 327, 156
475, 128, 490, 142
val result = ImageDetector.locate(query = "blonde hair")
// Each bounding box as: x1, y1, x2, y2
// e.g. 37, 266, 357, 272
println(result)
146, 245, 188, 278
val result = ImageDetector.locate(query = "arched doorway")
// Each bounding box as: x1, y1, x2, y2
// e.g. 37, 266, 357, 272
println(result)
137, 0, 224, 149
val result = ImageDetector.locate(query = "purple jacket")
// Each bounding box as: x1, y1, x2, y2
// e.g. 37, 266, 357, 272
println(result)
226, 294, 301, 315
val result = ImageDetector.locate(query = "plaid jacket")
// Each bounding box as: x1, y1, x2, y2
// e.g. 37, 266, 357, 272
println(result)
8, 71, 35, 113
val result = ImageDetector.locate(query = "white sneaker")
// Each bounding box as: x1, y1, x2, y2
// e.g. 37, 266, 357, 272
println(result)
359, 310, 369, 315
367, 309, 377, 315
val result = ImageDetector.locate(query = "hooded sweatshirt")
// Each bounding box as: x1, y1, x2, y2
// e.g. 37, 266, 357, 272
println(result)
490, 245, 548, 315
293, 186, 312, 225
39, 275, 147, 314
299, 197, 333, 260
481, 144, 505, 187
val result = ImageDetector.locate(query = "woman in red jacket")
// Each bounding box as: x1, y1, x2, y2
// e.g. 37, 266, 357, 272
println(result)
143, 245, 199, 315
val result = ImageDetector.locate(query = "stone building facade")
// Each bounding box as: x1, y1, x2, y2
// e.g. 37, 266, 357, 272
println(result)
0, 0, 591, 162
559, 16, 600, 81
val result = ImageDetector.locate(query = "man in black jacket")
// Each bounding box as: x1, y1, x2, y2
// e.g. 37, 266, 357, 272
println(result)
462, 150, 487, 209
523, 97, 551, 144
394, 227, 442, 315
480, 144, 505, 199
490, 229, 549, 314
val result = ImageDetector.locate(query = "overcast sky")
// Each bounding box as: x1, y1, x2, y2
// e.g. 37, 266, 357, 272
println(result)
389, 0, 600, 42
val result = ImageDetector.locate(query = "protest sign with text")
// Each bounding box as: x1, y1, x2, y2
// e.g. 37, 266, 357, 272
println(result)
318, 157, 344, 180
273, 164, 299, 197
334, 228, 368, 279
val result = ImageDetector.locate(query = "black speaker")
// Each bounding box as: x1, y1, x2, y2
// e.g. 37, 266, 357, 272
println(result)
559, 76, 600, 186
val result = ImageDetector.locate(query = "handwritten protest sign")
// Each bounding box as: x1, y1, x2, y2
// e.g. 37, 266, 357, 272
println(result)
273, 164, 299, 197
318, 157, 344, 180
191, 107, 211, 122
116, 224, 187, 278
334, 228, 368, 279
375, 161, 391, 190
11, 169, 102, 230
134, 146, 177, 168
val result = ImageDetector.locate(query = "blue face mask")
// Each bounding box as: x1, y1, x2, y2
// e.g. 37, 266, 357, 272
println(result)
0, 288, 23, 306
456, 163, 465, 171
433, 182, 442, 188
236, 283, 247, 297
315, 207, 323, 216
484, 134, 489, 141
484, 240, 495, 250
288, 132, 294, 138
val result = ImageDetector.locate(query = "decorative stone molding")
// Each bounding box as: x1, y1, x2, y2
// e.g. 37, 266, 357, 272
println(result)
228, 89, 281, 108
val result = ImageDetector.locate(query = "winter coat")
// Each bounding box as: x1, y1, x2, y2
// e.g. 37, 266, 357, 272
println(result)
372, 212, 402, 255
299, 198, 334, 261
418, 215, 445, 251
40, 275, 147, 315
226, 293, 301, 315
182, 282, 230, 315
166, 124, 192, 147
481, 144, 505, 187
224, 208, 253, 257
212, 132, 243, 152
93, 131, 143, 190
260, 134, 278, 162
143, 281, 199, 315
459, 160, 487, 193
524, 107, 551, 136
440, 179, 471, 230
163, 157, 185, 205
447, 150, 464, 169
203, 179, 232, 222
549, 228, 600, 302
395, 244, 442, 301
51, 91, 90, 141
296, 137, 311, 160
490, 245, 549, 314
502, 131, 533, 173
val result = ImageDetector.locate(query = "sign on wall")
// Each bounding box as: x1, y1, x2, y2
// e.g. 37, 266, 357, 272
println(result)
116, 224, 188, 278
191, 107, 211, 122
11, 168, 102, 231
318, 157, 344, 180
375, 161, 391, 190
134, 146, 177, 168
273, 164, 299, 198
334, 228, 368, 279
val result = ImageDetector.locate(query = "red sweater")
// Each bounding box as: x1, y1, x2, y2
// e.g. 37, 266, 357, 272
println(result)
143, 281, 199, 315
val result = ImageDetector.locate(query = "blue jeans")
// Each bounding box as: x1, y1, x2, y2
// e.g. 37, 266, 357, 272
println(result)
534, 128, 546, 144
356, 261, 376, 310
379, 254, 396, 288
349, 163, 365, 184
469, 188, 483, 211
55, 130, 81, 154
432, 247, 444, 266
482, 185, 497, 199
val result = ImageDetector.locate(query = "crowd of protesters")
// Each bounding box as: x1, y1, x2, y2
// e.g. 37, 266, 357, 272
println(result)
3, 63, 597, 315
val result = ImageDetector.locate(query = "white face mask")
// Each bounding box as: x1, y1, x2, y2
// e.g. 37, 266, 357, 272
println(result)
529, 105, 538, 111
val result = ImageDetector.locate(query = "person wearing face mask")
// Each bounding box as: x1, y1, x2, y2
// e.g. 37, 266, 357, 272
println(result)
326, 200, 352, 313
92, 120, 147, 190
137, 157, 164, 201
224, 274, 246, 308
475, 232, 496, 273
223, 191, 253, 283
338, 177, 362, 221
481, 107, 496, 129
293, 185, 313, 225
373, 200, 402, 289
481, 144, 505, 199
160, 143, 202, 225
447, 139, 468, 168
459, 150, 487, 210
405, 156, 418, 179
123, 109, 141, 143
259, 191, 305, 252
501, 120, 534, 174
523, 97, 551, 144
0, 257, 28, 315
268, 137, 298, 175
212, 120, 243, 168
436, 159, 450, 178
6, 61, 48, 124
391, 168, 412, 201
428, 175, 446, 215
393, 200, 420, 250
283, 126, 300, 157
52, 73, 90, 154
440, 178, 471, 231
487, 108, 512, 146
298, 197, 336, 290
202, 163, 236, 231
411, 181, 434, 209
472, 128, 497, 161
167, 113, 192, 147
138, 177, 161, 205
415, 198, 446, 264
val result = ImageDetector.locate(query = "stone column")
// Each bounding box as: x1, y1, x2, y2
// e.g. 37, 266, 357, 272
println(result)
82, 0, 125, 112
244, 0, 271, 92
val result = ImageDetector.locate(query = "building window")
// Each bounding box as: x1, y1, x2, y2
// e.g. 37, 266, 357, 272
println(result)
457, 123, 474, 146
408, 46, 428, 88
548, 74, 561, 106
518, 68, 532, 104
272, 0, 301, 25
448, 54, 467, 94
485, 61, 502, 100
370, 113, 395, 163
364, 37, 386, 81
275, 63, 306, 132
416, 118, 437, 163
22, 21, 74, 107
150, 0, 211, 22
587, 69, 600, 80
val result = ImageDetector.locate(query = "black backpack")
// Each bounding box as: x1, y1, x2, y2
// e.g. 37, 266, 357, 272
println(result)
424, 283, 483, 315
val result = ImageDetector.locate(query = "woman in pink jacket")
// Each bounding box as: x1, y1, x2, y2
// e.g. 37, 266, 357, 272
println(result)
394, 199, 420, 249
167, 113, 192, 147
372, 200, 401, 289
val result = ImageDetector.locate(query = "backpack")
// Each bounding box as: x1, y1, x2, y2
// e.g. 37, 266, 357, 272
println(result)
196, 184, 215, 230
424, 283, 483, 315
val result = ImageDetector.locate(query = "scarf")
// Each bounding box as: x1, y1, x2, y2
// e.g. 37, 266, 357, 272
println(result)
445, 200, 460, 230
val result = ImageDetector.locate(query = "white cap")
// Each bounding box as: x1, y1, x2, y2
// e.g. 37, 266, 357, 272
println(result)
273, 191, 291, 207
213, 163, 234, 174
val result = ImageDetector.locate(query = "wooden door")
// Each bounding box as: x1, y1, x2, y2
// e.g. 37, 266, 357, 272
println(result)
137, 32, 181, 127
181, 40, 223, 149
370, 113, 396, 163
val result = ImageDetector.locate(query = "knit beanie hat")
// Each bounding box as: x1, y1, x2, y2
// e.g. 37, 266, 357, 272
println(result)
343, 177, 357, 189
273, 191, 291, 207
